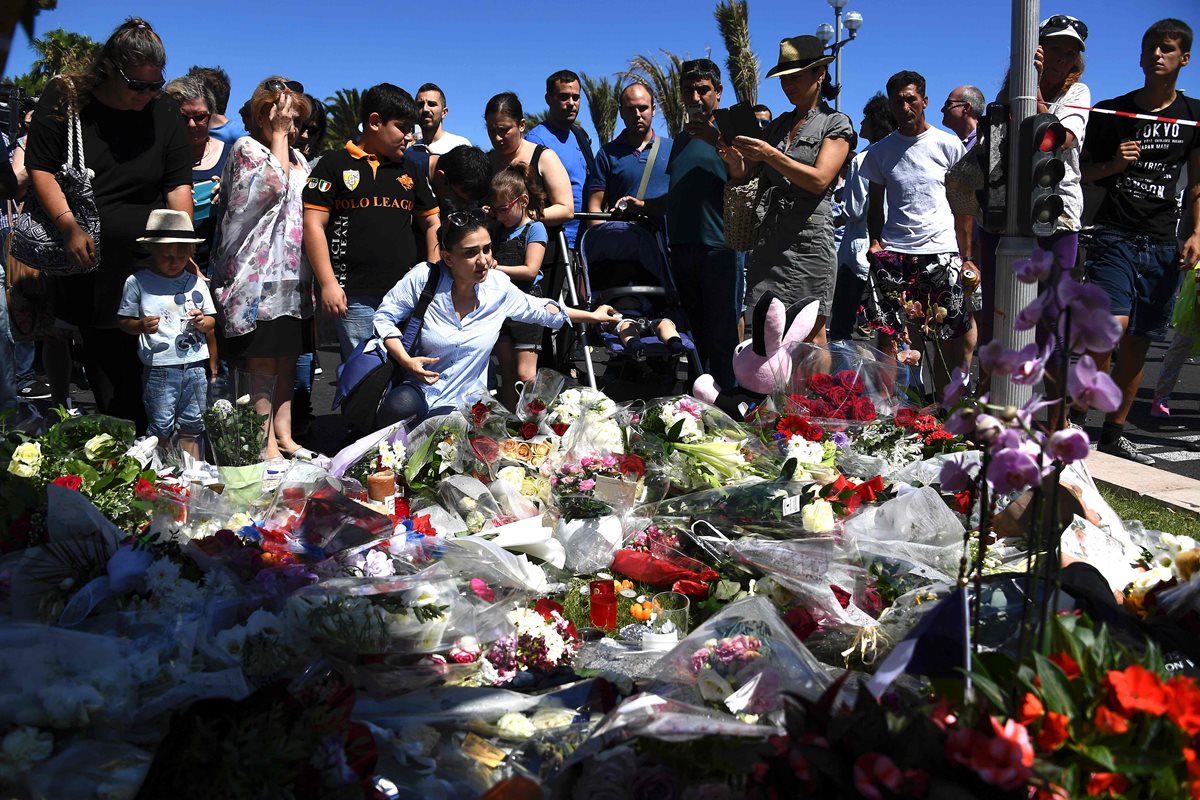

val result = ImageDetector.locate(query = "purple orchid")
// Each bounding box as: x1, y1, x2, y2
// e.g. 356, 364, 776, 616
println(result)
939, 456, 976, 492
1047, 428, 1090, 464
1058, 280, 1122, 353
945, 407, 978, 437
1068, 355, 1122, 413
942, 367, 968, 407
987, 447, 1042, 494
1010, 343, 1052, 386
973, 413, 1004, 444
1012, 248, 1055, 283
979, 341, 1020, 376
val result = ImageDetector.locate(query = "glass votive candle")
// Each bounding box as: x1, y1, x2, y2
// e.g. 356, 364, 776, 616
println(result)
651, 591, 690, 637
589, 579, 615, 597
589, 592, 618, 631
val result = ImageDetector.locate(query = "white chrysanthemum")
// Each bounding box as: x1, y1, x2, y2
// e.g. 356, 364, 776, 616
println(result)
210, 399, 234, 417
215, 627, 247, 661
145, 558, 182, 594
784, 436, 825, 466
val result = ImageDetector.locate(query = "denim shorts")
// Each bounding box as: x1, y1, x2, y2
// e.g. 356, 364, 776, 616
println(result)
335, 294, 384, 360
144, 363, 208, 439
1084, 226, 1180, 339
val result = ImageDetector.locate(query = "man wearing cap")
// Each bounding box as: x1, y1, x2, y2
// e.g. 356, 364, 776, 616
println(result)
1081, 17, 1200, 464
617, 58, 738, 388
860, 70, 968, 393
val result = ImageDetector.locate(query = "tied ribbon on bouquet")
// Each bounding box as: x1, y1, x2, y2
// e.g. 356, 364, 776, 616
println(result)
822, 474, 886, 515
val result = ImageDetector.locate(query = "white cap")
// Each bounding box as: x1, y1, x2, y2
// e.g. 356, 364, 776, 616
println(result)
1039, 15, 1087, 51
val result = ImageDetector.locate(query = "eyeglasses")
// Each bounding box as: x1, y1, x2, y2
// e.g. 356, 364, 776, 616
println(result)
116, 66, 164, 93
182, 111, 211, 126
264, 78, 305, 94
1041, 15, 1088, 40
445, 209, 487, 228
490, 195, 525, 214
941, 100, 970, 112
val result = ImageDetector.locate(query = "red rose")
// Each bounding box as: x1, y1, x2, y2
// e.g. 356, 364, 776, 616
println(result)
783, 607, 818, 640
895, 407, 917, 427
470, 436, 499, 464
519, 422, 538, 440
830, 585, 852, 609
134, 478, 158, 501
825, 386, 852, 413
525, 399, 546, 415
619, 453, 646, 479
804, 424, 824, 442
470, 401, 491, 427
51, 475, 83, 491
806, 398, 830, 418
551, 422, 569, 436
835, 369, 865, 393
808, 373, 835, 395
852, 397, 877, 422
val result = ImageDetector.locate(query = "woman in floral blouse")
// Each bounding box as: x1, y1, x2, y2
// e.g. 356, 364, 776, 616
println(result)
211, 77, 314, 460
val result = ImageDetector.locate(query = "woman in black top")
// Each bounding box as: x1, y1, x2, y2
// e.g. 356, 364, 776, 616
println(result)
26, 17, 192, 427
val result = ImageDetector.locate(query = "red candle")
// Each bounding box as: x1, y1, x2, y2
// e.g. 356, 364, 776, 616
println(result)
589, 579, 615, 597
589, 593, 618, 631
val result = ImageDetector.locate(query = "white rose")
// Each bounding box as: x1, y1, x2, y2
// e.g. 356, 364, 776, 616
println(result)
236, 395, 251, 406
495, 711, 537, 739
83, 433, 116, 461
8, 441, 42, 477
696, 669, 734, 704
530, 707, 576, 731
496, 466, 525, 490
801, 498, 836, 533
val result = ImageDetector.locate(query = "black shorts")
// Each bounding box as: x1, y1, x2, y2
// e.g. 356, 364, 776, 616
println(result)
224, 315, 313, 359
499, 284, 545, 352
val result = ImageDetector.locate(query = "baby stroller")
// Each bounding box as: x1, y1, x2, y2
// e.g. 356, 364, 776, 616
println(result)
572, 213, 702, 396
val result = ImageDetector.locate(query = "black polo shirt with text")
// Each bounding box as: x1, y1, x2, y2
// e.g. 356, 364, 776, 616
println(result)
303, 141, 439, 296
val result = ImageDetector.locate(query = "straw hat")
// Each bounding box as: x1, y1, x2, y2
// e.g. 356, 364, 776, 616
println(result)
765, 35, 835, 79
136, 209, 205, 244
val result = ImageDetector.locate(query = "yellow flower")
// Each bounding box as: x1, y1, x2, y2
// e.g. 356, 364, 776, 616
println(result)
83, 434, 116, 461
8, 442, 42, 478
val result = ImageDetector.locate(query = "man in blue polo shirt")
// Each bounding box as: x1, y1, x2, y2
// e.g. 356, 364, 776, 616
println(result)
584, 81, 671, 219
526, 69, 594, 249
618, 58, 737, 388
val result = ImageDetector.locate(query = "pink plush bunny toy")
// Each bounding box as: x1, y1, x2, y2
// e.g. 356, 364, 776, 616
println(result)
692, 292, 819, 420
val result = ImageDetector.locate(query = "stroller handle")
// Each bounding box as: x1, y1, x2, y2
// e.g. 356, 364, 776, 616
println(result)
573, 211, 651, 223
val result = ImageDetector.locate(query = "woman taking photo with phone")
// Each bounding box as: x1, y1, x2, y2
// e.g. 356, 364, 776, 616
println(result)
719, 35, 855, 342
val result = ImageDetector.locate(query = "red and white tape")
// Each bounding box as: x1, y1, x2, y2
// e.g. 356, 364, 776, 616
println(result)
1062, 104, 1199, 128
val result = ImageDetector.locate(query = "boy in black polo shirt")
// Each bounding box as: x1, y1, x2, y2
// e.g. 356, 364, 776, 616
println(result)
304, 83, 440, 358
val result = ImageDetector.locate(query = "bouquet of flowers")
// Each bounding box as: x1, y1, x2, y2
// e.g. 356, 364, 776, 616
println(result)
637, 397, 776, 492
484, 600, 580, 684
404, 413, 471, 496
515, 368, 566, 423
202, 397, 268, 467
552, 452, 645, 520
546, 387, 620, 440
783, 341, 909, 427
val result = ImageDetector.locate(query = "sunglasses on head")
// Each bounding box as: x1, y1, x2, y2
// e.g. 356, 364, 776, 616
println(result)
1041, 15, 1088, 40
264, 79, 305, 94
116, 65, 164, 93
445, 209, 487, 228
681, 58, 719, 75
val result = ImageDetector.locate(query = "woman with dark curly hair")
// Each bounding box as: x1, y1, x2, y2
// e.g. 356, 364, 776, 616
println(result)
26, 17, 192, 427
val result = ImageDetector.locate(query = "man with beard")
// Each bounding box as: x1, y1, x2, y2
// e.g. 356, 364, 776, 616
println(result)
526, 69, 594, 249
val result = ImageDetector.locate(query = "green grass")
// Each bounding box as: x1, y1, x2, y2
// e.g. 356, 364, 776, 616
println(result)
1098, 484, 1200, 539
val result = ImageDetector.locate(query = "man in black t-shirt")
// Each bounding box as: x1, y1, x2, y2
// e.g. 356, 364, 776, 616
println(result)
303, 84, 439, 359
1080, 18, 1200, 466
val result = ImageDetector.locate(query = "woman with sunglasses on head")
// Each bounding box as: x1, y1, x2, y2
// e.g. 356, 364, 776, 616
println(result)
26, 17, 193, 427
372, 211, 618, 427
211, 76, 316, 460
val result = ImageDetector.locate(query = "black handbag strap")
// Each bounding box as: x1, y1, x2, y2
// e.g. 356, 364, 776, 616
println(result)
400, 261, 442, 351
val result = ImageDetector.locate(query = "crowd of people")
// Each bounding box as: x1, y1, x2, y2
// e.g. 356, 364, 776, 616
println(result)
0, 14, 1196, 467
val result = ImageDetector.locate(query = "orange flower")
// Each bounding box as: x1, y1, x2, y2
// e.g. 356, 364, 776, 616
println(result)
1049, 651, 1081, 680
1186, 747, 1200, 780
1105, 665, 1168, 716
1034, 784, 1069, 800
1094, 705, 1130, 736
1036, 711, 1070, 751
1167, 676, 1200, 736
1018, 692, 1045, 725
1086, 772, 1130, 797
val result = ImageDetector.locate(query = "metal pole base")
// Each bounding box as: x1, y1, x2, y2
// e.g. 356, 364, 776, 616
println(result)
991, 235, 1038, 407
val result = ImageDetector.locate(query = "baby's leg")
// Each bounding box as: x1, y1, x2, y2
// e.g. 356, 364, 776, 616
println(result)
653, 319, 687, 354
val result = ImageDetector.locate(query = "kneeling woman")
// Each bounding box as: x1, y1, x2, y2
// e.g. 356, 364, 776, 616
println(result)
373, 212, 616, 425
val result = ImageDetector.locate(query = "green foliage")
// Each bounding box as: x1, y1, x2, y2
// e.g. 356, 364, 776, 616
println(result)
7, 26, 100, 95
580, 72, 620, 144
323, 88, 362, 147
713, 0, 760, 106
202, 399, 268, 467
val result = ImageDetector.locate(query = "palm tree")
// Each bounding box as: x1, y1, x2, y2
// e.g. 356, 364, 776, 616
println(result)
10, 26, 99, 94
623, 51, 685, 137
324, 88, 361, 146
714, 0, 760, 106
1, 0, 58, 80
580, 72, 620, 144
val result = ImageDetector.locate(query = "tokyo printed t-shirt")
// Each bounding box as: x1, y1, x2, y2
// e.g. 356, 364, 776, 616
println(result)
303, 141, 439, 296
118, 270, 217, 366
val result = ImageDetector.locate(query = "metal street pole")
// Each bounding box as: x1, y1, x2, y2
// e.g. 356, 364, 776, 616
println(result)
991, 0, 1040, 408
833, 6, 842, 111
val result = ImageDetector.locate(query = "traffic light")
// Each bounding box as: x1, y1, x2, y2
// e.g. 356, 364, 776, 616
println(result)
1017, 113, 1068, 237
977, 102, 1009, 234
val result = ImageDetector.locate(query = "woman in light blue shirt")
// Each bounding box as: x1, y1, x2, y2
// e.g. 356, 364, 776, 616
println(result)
373, 211, 616, 424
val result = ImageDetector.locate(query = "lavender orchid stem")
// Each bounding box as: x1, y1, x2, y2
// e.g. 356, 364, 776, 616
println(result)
970, 449, 992, 655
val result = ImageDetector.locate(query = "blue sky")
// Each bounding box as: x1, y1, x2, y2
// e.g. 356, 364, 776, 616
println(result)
4, 0, 1195, 148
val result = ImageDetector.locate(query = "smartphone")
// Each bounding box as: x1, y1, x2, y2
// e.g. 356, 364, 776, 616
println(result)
713, 102, 763, 145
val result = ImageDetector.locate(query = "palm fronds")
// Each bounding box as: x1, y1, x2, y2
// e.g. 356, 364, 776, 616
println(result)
323, 88, 362, 148
580, 72, 621, 144
714, 0, 761, 106
622, 51, 686, 137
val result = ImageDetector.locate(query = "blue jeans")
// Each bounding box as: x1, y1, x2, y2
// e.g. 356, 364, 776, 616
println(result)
1084, 226, 1178, 339
376, 382, 454, 428
670, 244, 739, 388
144, 363, 208, 440
336, 294, 384, 360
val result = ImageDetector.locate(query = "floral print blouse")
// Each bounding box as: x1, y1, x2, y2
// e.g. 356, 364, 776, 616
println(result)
212, 137, 312, 337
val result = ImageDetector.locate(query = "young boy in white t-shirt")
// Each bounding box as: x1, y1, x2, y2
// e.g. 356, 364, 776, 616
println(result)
117, 210, 217, 458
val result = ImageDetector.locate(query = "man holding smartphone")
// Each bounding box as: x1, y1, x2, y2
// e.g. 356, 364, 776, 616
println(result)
619, 58, 738, 388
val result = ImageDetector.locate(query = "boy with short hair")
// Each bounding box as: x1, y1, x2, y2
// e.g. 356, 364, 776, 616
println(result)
117, 209, 217, 458
303, 83, 441, 358
1081, 18, 1200, 465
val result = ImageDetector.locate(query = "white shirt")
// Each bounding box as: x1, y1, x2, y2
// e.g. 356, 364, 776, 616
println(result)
859, 126, 965, 254
1047, 82, 1090, 231
426, 132, 472, 156
118, 270, 217, 366
838, 145, 881, 279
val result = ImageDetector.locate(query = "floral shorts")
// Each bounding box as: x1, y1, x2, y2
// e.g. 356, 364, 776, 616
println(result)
865, 250, 970, 341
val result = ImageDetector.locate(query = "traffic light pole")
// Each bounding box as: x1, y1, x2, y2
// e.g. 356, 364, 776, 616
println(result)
992, 0, 1041, 408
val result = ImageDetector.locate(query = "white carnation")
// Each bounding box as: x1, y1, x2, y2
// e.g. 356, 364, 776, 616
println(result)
495, 711, 537, 739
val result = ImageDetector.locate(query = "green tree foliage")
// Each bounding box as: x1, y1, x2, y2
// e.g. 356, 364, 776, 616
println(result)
0, 0, 58, 77
714, 0, 760, 106
623, 51, 685, 137
580, 72, 620, 144
324, 88, 361, 146
6, 26, 99, 95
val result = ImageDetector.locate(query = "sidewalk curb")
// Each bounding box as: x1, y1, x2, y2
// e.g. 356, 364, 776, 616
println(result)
1086, 449, 1200, 517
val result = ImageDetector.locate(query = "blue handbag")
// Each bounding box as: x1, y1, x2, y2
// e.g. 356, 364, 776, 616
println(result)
333, 262, 441, 417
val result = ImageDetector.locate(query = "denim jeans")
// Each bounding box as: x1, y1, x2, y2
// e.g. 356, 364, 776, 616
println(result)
670, 244, 739, 388
336, 294, 384, 360
1085, 226, 1179, 339
828, 262, 867, 342
144, 362, 208, 440
376, 382, 454, 428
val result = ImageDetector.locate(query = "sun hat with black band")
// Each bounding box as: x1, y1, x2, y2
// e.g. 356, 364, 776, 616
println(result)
765, 35, 835, 79
136, 208, 206, 244
1039, 14, 1087, 51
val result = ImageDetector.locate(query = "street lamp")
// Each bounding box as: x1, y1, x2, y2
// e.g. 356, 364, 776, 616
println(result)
814, 0, 864, 111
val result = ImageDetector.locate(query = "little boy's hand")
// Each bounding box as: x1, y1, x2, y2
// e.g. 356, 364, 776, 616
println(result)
188, 309, 213, 333
142, 315, 160, 334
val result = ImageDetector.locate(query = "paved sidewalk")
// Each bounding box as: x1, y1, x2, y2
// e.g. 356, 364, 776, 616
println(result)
1087, 448, 1200, 515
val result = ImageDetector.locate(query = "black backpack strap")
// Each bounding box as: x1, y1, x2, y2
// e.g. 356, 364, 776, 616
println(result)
400, 261, 442, 351
529, 143, 546, 178
570, 123, 598, 181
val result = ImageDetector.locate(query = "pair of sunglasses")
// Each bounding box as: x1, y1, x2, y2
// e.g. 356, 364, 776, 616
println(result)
1041, 15, 1088, 40
264, 78, 305, 94
681, 58, 719, 76
117, 66, 164, 93
182, 111, 211, 126
445, 209, 487, 228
